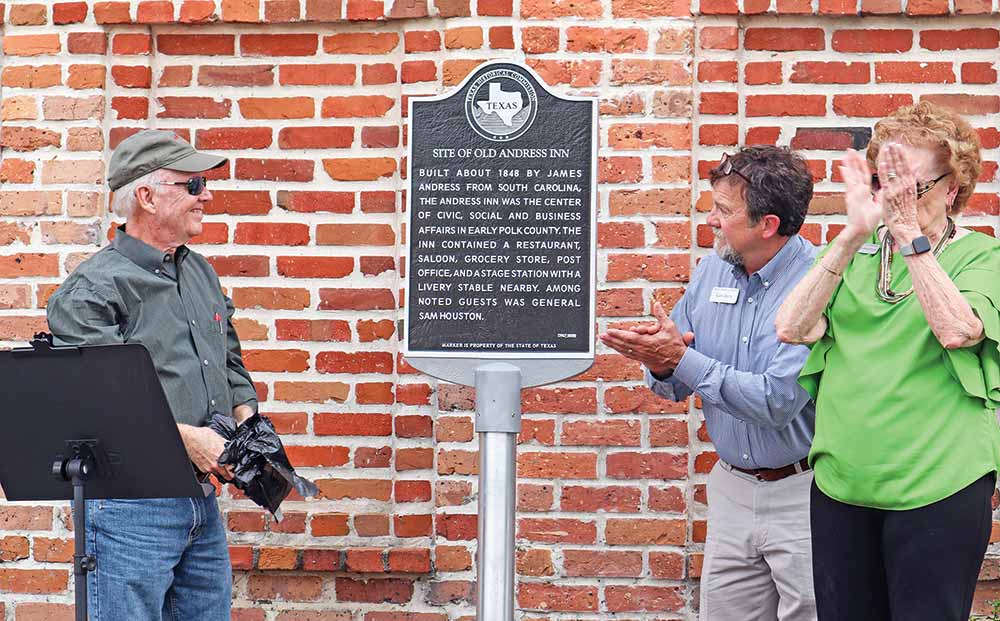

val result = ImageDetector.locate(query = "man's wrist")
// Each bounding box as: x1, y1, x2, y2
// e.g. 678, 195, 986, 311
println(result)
647, 364, 673, 380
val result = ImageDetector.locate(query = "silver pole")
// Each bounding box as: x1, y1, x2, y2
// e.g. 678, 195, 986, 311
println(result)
475, 363, 522, 621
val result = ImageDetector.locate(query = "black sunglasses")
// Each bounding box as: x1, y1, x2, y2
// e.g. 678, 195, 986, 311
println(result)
715, 153, 752, 185
156, 175, 208, 196
870, 172, 949, 199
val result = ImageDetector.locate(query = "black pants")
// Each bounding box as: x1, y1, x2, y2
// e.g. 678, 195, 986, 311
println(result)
811, 472, 995, 621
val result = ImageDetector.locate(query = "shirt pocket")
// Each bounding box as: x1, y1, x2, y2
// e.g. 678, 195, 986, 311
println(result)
201, 304, 228, 364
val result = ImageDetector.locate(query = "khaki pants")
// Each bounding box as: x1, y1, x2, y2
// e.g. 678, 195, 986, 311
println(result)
700, 461, 817, 621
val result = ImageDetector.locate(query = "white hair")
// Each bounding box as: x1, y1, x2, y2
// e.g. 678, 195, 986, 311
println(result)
111, 169, 165, 218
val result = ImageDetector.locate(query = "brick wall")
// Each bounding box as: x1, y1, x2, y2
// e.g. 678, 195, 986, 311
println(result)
0, 1, 997, 619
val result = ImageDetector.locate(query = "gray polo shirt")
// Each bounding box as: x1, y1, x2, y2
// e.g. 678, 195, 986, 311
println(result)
47, 226, 257, 427
646, 234, 817, 469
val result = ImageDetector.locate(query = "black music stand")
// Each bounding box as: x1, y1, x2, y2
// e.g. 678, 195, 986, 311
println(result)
0, 334, 207, 621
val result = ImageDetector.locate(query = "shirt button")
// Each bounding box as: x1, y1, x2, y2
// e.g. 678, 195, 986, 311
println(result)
743, 454, 749, 460
203, 359, 209, 366
210, 399, 216, 406
191, 320, 196, 325
154, 269, 160, 274
764, 281, 770, 288
741, 336, 748, 343
748, 297, 754, 304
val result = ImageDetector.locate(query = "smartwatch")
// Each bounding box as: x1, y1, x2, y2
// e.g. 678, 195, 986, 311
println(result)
899, 235, 932, 257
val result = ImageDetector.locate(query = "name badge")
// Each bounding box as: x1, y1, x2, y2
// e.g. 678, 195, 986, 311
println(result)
710, 287, 740, 304
857, 243, 879, 255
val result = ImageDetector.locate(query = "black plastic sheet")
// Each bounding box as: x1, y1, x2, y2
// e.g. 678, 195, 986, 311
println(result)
209, 413, 318, 520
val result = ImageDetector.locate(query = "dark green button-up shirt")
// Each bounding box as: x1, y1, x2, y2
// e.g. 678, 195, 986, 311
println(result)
47, 226, 257, 427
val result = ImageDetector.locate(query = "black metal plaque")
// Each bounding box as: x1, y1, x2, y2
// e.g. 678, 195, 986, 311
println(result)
404, 62, 596, 359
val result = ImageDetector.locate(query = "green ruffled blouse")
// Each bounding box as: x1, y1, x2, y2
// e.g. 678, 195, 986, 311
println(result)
801, 230, 1000, 510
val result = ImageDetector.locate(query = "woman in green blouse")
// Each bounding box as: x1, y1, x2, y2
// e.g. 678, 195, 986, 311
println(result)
776, 101, 1000, 621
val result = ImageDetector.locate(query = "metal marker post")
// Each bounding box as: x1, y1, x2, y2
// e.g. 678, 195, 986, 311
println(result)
475, 363, 522, 621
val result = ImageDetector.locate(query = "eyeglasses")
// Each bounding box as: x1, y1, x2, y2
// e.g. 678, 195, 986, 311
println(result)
156, 175, 208, 196
870, 172, 949, 199
715, 153, 752, 186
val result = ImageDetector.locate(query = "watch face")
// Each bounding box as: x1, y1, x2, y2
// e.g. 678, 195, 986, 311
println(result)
912, 236, 932, 254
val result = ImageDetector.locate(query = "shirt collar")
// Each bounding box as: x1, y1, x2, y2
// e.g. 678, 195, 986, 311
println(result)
112, 225, 188, 275
730, 234, 805, 286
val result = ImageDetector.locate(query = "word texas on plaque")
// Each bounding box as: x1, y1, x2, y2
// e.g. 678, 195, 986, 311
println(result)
404, 62, 597, 363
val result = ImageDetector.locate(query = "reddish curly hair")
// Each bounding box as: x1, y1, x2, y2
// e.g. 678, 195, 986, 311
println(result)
866, 100, 982, 214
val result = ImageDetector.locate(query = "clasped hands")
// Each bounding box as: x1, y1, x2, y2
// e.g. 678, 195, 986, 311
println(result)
840, 143, 922, 244
599, 301, 694, 377
178, 404, 255, 480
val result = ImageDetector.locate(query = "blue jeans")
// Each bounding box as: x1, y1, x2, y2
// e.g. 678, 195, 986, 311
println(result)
84, 495, 232, 621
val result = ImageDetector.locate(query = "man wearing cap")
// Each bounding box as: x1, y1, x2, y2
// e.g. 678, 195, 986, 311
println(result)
600, 146, 818, 620
47, 130, 255, 619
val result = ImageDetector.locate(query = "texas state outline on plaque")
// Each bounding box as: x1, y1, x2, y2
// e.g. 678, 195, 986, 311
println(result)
476, 83, 524, 126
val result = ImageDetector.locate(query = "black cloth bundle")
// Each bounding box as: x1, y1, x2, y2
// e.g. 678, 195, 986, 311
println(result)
209, 413, 318, 519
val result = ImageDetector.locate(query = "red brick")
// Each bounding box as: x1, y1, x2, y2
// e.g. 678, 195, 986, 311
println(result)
280, 64, 355, 85
248, 575, 323, 602
317, 352, 393, 374
605, 517, 685, 545
335, 578, 414, 603
561, 486, 641, 513
195, 127, 272, 150
345, 0, 385, 20
111, 65, 152, 88
199, 65, 274, 87
54, 2, 89, 23
319, 289, 396, 311
605, 585, 684, 612
745, 28, 824, 51
962, 62, 998, 84
833, 93, 913, 117
921, 29, 999, 50
321, 96, 395, 118
158, 34, 235, 55
137, 0, 175, 21
0, 569, 67, 594
832, 29, 912, 52
875, 61, 955, 83
746, 94, 826, 116
160, 65, 193, 87
362, 63, 397, 85
157, 96, 231, 119
921, 94, 1000, 115
233, 287, 310, 310
322, 158, 396, 182
3, 34, 61, 57
235, 159, 314, 182
93, 1, 132, 23
790, 61, 870, 84
265, 0, 299, 19
518, 583, 598, 612
239, 97, 313, 119
324, 33, 399, 54
242, 34, 318, 56
612, 59, 691, 85
563, 550, 642, 577
276, 319, 350, 342
907, 0, 948, 14
607, 451, 687, 479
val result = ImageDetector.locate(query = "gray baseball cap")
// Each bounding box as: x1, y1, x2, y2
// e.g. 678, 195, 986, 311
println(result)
108, 129, 228, 191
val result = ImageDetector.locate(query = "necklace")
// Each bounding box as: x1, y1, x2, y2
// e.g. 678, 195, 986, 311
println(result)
876, 217, 956, 304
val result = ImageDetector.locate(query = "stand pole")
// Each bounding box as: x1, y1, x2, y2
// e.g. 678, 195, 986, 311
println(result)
60, 453, 97, 621
474, 363, 521, 621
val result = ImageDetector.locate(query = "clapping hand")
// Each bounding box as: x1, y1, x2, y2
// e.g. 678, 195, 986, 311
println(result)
876, 143, 921, 240
839, 149, 883, 243
599, 301, 694, 377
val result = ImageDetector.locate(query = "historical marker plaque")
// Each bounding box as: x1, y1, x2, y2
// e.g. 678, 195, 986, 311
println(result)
404, 62, 597, 360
